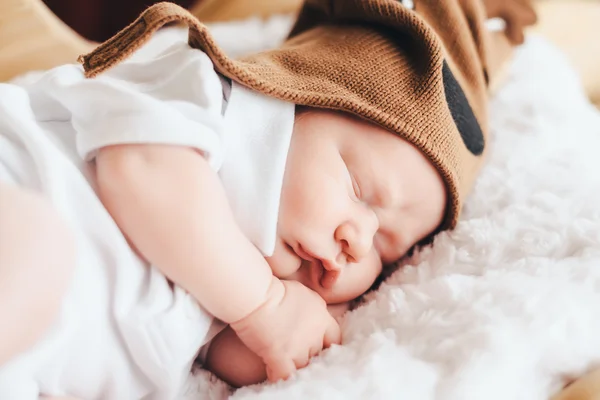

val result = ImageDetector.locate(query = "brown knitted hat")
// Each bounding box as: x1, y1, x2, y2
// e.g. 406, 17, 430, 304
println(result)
78, 0, 534, 230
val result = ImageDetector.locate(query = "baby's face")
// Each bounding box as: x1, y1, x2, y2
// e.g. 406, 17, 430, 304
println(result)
266, 109, 447, 304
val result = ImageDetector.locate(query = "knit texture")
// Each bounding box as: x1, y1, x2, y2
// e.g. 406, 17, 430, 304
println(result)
79, 0, 535, 230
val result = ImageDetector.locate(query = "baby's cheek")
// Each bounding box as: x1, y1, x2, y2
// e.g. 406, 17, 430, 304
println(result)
334, 255, 382, 302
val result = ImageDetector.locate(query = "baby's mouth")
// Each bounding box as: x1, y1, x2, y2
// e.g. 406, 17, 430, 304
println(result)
319, 264, 339, 289
294, 243, 340, 289
309, 259, 325, 289
308, 259, 339, 290
293, 243, 340, 290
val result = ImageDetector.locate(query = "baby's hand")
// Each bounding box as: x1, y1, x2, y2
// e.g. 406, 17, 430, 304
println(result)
230, 277, 341, 382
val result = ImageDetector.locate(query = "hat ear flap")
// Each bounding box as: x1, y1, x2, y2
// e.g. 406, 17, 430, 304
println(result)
442, 61, 485, 156
79, 2, 203, 78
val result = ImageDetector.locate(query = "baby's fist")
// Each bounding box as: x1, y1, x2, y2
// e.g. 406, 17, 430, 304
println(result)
230, 278, 341, 382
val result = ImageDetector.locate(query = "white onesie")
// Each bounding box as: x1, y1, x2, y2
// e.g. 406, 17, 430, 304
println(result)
0, 41, 295, 399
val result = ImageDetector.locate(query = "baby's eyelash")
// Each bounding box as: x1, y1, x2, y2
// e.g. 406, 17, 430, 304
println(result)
341, 155, 362, 201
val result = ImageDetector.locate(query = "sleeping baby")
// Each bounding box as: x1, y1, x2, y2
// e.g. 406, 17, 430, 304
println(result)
0, 0, 536, 398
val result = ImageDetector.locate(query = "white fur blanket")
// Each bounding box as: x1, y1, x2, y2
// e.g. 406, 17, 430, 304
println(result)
175, 18, 600, 400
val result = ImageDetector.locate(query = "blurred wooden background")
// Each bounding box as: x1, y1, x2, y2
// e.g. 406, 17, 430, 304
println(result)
42, 0, 197, 42
41, 0, 303, 42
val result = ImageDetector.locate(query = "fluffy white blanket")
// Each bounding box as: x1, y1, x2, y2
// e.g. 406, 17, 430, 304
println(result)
174, 17, 600, 400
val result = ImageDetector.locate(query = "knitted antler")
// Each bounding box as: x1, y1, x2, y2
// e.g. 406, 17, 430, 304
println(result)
483, 0, 537, 44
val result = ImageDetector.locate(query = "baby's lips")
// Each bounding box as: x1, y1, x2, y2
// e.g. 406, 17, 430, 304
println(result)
319, 258, 342, 289
320, 269, 340, 289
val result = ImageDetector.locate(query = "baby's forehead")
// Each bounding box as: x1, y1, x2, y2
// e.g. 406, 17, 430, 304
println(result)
297, 107, 408, 147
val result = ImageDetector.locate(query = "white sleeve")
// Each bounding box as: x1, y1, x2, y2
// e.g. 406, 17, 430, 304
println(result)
41, 42, 225, 170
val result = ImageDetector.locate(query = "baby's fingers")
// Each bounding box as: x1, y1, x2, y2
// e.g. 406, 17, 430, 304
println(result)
323, 316, 342, 349
265, 356, 296, 382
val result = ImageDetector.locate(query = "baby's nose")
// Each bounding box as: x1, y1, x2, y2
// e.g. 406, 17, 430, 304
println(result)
334, 208, 378, 262
345, 238, 371, 263
338, 225, 376, 263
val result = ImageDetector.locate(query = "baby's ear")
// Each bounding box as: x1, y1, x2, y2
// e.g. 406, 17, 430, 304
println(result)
483, 0, 538, 45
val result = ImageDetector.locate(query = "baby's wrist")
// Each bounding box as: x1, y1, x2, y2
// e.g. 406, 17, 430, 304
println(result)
230, 276, 285, 330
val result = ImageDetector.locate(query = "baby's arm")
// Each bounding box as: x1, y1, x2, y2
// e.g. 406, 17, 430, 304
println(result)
96, 144, 273, 322
204, 302, 351, 387
95, 143, 340, 380
204, 326, 267, 388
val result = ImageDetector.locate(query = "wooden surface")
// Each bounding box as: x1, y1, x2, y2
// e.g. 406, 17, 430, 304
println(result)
42, 0, 196, 42
190, 0, 302, 22
0, 0, 94, 81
